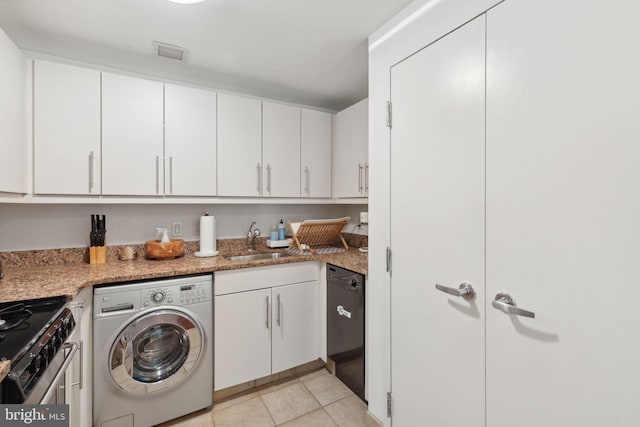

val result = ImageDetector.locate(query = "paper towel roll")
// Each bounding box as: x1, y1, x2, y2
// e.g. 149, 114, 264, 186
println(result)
195, 214, 219, 257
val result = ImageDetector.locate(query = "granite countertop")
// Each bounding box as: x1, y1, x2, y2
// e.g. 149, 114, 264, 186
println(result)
0, 248, 367, 304
0, 244, 367, 382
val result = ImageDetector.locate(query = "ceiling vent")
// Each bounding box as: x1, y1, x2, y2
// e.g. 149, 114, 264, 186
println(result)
152, 41, 189, 62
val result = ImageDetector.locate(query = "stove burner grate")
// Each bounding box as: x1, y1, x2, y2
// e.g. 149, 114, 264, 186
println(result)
0, 303, 32, 332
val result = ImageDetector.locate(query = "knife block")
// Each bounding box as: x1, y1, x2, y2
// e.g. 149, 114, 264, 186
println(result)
90, 246, 106, 264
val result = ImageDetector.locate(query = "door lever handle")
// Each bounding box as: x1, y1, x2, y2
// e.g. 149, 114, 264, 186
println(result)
337, 305, 352, 319
435, 282, 475, 299
492, 293, 535, 318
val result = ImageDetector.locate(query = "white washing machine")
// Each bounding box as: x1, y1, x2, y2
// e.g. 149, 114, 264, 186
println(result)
93, 275, 213, 427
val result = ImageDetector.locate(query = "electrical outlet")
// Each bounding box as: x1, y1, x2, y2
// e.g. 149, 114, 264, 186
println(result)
171, 221, 183, 237
360, 212, 369, 224
193, 219, 200, 234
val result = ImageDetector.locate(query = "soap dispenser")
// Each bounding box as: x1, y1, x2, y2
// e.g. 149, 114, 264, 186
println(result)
278, 219, 285, 240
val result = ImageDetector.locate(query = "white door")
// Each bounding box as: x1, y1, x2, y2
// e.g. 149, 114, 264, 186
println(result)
486, 1, 640, 425
334, 99, 367, 198
214, 288, 272, 390
217, 93, 262, 197
272, 281, 319, 373
102, 73, 163, 196
301, 109, 332, 198
33, 61, 101, 195
165, 84, 217, 196
390, 16, 486, 427
262, 101, 301, 197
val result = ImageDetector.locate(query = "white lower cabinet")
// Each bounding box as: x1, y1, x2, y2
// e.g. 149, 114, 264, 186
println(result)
271, 282, 319, 373
214, 264, 319, 391
215, 288, 273, 388
66, 286, 92, 427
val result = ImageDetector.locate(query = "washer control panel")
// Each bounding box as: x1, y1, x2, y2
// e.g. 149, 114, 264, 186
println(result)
179, 284, 207, 304
141, 280, 211, 307
95, 275, 213, 316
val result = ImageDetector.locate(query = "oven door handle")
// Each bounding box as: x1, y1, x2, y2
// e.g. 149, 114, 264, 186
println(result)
39, 342, 79, 404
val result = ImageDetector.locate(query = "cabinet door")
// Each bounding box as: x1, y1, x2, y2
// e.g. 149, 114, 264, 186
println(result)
214, 288, 272, 390
333, 98, 368, 198
67, 287, 92, 427
217, 93, 262, 197
34, 61, 101, 195
390, 16, 486, 427
262, 101, 301, 197
272, 281, 319, 373
0, 27, 26, 194
486, 1, 640, 425
102, 73, 163, 196
165, 84, 217, 196
301, 109, 332, 198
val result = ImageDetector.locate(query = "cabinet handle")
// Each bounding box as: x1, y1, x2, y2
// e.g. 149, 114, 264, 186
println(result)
266, 164, 272, 195
492, 293, 535, 318
155, 156, 160, 194
71, 341, 84, 390
89, 151, 95, 193
256, 163, 261, 194
265, 296, 269, 328
358, 163, 364, 193
304, 167, 310, 195
365, 162, 369, 195
276, 294, 281, 326
169, 156, 173, 195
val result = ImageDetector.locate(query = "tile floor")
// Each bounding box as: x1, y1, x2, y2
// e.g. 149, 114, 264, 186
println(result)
160, 368, 368, 427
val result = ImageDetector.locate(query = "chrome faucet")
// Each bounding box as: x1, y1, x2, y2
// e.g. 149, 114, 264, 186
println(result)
247, 222, 261, 252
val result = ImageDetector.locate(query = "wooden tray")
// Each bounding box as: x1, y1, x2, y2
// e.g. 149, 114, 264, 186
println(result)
289, 219, 349, 252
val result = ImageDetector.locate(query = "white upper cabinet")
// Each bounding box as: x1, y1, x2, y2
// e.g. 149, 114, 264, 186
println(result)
164, 84, 217, 196
33, 61, 101, 195
0, 27, 27, 194
301, 109, 332, 198
217, 93, 262, 197
262, 101, 301, 197
102, 73, 164, 196
334, 98, 368, 198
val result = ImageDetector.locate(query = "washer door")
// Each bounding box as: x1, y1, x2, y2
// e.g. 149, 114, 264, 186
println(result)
109, 309, 203, 394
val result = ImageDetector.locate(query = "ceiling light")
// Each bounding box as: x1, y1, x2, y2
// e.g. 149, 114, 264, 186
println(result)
167, 0, 207, 4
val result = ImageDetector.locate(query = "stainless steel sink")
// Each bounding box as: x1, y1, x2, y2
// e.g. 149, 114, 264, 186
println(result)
225, 252, 291, 262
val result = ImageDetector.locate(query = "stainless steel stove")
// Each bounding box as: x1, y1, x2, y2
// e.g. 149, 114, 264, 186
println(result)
0, 296, 77, 404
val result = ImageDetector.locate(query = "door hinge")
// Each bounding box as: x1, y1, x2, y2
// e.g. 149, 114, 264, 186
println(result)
386, 101, 392, 128
387, 391, 392, 417
386, 247, 392, 273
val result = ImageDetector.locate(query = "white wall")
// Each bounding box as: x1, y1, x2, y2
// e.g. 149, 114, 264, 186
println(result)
0, 203, 355, 251
0, 26, 27, 194
367, 0, 501, 425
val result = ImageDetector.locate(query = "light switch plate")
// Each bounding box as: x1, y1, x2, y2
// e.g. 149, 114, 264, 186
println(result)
171, 221, 183, 237
360, 212, 369, 224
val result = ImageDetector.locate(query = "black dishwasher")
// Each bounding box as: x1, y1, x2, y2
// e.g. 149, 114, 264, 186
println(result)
327, 264, 365, 402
